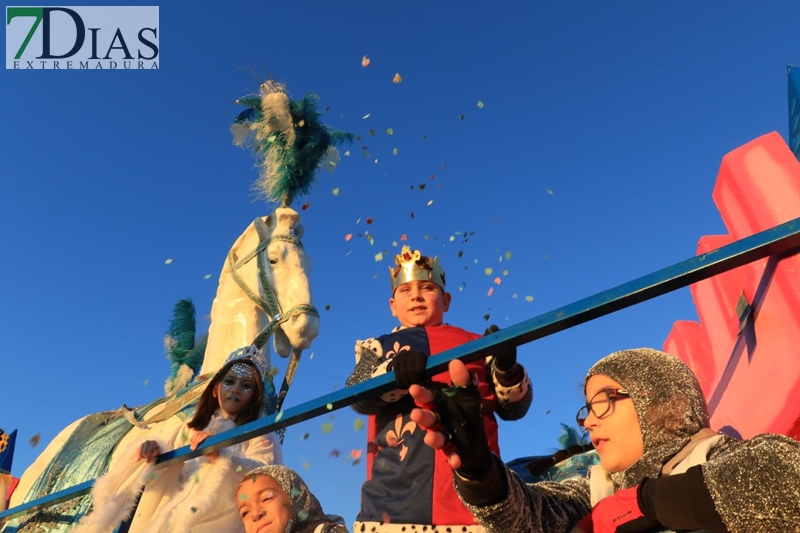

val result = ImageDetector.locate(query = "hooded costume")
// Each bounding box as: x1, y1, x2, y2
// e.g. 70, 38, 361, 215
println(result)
238, 465, 347, 533
455, 348, 800, 533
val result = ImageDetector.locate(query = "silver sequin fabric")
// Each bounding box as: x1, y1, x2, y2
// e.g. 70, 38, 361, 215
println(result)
460, 348, 800, 533
239, 465, 348, 533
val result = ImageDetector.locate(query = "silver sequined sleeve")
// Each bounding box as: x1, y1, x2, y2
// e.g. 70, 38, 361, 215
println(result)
459, 467, 590, 533
703, 433, 800, 532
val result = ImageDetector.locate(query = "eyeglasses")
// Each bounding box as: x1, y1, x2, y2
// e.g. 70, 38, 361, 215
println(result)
576, 388, 630, 429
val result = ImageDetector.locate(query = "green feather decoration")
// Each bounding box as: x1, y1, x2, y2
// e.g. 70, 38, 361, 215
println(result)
164, 299, 205, 394
232, 82, 353, 206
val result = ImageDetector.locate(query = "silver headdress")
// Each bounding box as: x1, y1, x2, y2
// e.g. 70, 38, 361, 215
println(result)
238, 465, 346, 532
389, 245, 446, 294
586, 348, 710, 489
223, 345, 277, 415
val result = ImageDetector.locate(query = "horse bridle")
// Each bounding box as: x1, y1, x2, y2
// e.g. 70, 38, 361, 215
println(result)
228, 231, 319, 413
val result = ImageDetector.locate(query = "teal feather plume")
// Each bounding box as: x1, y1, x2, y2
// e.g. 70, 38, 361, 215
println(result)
164, 299, 205, 394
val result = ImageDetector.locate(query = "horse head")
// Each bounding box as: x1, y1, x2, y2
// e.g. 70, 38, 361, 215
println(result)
252, 207, 319, 357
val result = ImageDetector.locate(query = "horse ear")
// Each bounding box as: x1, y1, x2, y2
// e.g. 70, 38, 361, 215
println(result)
253, 216, 271, 241
294, 224, 304, 239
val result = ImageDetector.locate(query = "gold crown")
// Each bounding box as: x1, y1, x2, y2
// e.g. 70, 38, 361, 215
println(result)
389, 245, 446, 293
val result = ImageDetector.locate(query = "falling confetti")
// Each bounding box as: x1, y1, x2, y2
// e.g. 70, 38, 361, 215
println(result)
484, 267, 493, 275
361, 55, 370, 67
459, 113, 465, 120
366, 218, 373, 224
350, 449, 363, 460
418, 184, 426, 191
494, 277, 502, 285
392, 73, 402, 83
400, 234, 407, 241
326, 403, 333, 410
330, 449, 341, 458
236, 465, 243, 472
512, 293, 518, 299
393, 148, 398, 155
354, 418, 365, 431
344, 150, 350, 156
547, 189, 554, 195
322, 422, 333, 434
487, 287, 494, 297
275, 411, 284, 422
301, 201, 310, 211
525, 295, 534, 302
29, 434, 41, 448
302, 461, 310, 471
332, 188, 340, 196
164, 258, 173, 265
374, 252, 384, 262
386, 128, 394, 135
345, 234, 352, 241
505, 251, 512, 260
203, 274, 212, 280
302, 432, 310, 441
369, 129, 375, 137
143, 379, 149, 386
477, 100, 485, 108
325, 305, 331, 311
410, 212, 415, 219
427, 200, 433, 206
502, 269, 509, 276
362, 113, 371, 119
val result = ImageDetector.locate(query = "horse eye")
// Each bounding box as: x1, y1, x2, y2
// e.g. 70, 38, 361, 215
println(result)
269, 258, 278, 265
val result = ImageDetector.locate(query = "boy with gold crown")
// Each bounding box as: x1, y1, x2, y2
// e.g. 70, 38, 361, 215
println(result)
346, 246, 532, 533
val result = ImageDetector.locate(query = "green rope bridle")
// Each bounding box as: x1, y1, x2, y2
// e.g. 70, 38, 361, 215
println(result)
228, 230, 319, 413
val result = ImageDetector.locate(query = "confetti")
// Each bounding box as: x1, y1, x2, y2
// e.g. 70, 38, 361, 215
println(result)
382, 511, 392, 523
29, 434, 41, 448
164, 258, 173, 265
459, 113, 465, 120
353, 458, 362, 466
386, 128, 394, 135
332, 188, 340, 196
400, 234, 407, 241
366, 232, 375, 246
330, 449, 341, 458
546, 409, 552, 415
410, 212, 415, 219
302, 432, 310, 441
393, 148, 398, 155
361, 55, 370, 67
351, 449, 363, 460
275, 411, 284, 422
391, 241, 398, 247
494, 277, 501, 285
325, 304, 331, 311
484, 267, 493, 275
477, 100, 485, 108
236, 465, 243, 472
362, 113, 371, 119
374, 252, 384, 262
449, 236, 455, 242
322, 422, 333, 434
354, 418, 365, 431
297, 120, 305, 127
512, 293, 518, 299
392, 73, 402, 83
310, 352, 314, 360
302, 461, 310, 471
366, 217, 373, 224
487, 287, 494, 297
326, 403, 333, 410
301, 201, 310, 211
418, 183, 426, 191
345, 234, 352, 241
502, 269, 509, 276
547, 189, 554, 195
505, 251, 512, 260
143, 379, 149, 386
525, 295, 534, 302
344, 150, 350, 156
427, 200, 433, 206
203, 274, 211, 280
369, 129, 375, 137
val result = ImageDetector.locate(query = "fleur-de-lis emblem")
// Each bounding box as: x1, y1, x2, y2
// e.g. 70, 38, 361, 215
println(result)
385, 415, 416, 461
0, 430, 7, 454
385, 341, 410, 359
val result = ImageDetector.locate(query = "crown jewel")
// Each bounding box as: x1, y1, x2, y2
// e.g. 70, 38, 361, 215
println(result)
389, 245, 446, 293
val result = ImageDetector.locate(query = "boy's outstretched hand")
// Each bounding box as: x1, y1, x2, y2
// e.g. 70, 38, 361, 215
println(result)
390, 349, 429, 388
409, 360, 491, 479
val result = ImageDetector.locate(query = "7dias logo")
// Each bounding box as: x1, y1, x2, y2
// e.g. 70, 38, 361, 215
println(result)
6, 6, 158, 69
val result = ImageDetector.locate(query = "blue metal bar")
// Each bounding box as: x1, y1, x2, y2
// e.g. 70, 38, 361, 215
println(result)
4, 216, 800, 522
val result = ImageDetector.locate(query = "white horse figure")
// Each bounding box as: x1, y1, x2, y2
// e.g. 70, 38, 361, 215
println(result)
5, 207, 319, 527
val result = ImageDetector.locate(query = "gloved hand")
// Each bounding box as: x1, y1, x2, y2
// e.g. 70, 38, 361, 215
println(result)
389, 349, 428, 389
412, 363, 491, 479
484, 324, 517, 373
575, 482, 660, 533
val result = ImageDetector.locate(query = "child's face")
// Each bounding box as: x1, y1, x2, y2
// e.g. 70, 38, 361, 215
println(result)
237, 475, 294, 533
213, 365, 258, 417
389, 280, 451, 328
582, 374, 644, 473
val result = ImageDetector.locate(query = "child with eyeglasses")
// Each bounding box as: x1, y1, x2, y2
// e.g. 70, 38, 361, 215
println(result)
409, 348, 800, 533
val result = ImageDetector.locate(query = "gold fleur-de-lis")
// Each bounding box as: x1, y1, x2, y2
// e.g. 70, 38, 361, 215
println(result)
385, 341, 411, 358
385, 414, 417, 461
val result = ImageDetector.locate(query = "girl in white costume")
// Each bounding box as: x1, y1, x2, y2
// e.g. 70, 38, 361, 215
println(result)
73, 345, 282, 533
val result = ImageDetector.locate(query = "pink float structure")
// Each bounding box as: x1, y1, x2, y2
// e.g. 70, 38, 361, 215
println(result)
664, 131, 800, 440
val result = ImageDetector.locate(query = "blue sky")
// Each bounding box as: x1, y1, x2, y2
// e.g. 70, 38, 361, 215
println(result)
2, 0, 799, 523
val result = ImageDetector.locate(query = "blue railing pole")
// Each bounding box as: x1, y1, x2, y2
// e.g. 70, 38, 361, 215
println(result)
3, 216, 800, 522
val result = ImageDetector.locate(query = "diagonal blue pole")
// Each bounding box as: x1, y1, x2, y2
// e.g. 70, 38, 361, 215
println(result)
3, 216, 800, 522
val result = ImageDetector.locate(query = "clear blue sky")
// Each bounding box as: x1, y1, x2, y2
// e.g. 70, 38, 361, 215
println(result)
2, 0, 798, 523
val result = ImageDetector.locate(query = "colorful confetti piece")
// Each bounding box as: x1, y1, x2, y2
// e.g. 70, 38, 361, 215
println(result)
525, 295, 534, 302
393, 148, 398, 155
477, 100, 485, 108
354, 418, 365, 431
330, 449, 341, 458
362, 113, 371, 119
301, 201, 310, 211
366, 217, 373, 224
344, 150, 350, 156
392, 73, 402, 83
487, 287, 494, 297
374, 252, 384, 262
547, 189, 554, 195
361, 55, 370, 67
164, 258, 172, 265
332, 188, 340, 196
345, 234, 352, 241
494, 277, 501, 285
427, 200, 433, 206
143, 379, 149, 386
302, 461, 310, 471
326, 403, 333, 410
322, 422, 333, 434
505, 251, 512, 260
484, 267, 493, 275
29, 434, 41, 448
502, 269, 509, 276
203, 274, 211, 280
